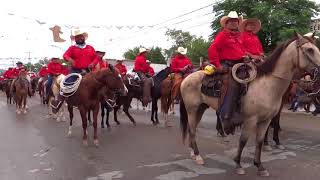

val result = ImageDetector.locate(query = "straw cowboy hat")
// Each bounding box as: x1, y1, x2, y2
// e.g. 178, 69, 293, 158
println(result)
70, 28, 88, 40
240, 18, 262, 33
139, 47, 149, 54
176, 47, 187, 55
304, 32, 319, 39
116, 59, 124, 61
220, 11, 242, 28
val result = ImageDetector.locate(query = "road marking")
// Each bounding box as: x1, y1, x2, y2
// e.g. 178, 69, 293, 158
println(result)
87, 171, 124, 180
155, 171, 198, 180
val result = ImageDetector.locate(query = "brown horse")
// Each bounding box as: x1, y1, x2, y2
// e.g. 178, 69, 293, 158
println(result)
14, 76, 29, 114
179, 34, 320, 176
4, 79, 14, 104
38, 76, 48, 104
63, 65, 127, 146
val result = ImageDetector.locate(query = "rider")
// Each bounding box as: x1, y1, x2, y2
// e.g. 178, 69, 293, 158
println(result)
46, 58, 63, 100
208, 11, 247, 128
38, 64, 48, 84
115, 59, 127, 77
147, 60, 155, 76
93, 51, 108, 72
240, 18, 264, 61
63, 29, 98, 75
170, 47, 193, 102
61, 62, 69, 75
133, 47, 150, 80
3, 67, 15, 79
10, 61, 32, 96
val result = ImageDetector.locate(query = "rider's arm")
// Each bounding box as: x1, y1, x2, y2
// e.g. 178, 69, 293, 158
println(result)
208, 32, 224, 69
63, 46, 75, 64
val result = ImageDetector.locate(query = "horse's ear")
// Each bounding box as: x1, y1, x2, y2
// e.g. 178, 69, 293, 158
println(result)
312, 31, 316, 38
108, 64, 115, 71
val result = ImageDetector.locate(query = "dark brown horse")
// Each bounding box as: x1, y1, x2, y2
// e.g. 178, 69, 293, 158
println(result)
14, 76, 29, 114
4, 79, 14, 104
101, 73, 152, 128
63, 65, 127, 146
38, 76, 48, 104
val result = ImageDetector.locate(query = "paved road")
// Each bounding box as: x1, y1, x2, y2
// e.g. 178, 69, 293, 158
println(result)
0, 93, 320, 180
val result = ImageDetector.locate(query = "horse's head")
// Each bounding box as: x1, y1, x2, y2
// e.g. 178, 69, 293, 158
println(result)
103, 64, 128, 96
295, 32, 320, 76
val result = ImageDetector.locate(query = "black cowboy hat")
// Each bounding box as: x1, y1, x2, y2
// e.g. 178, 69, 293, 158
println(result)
16, 61, 23, 64
96, 51, 106, 56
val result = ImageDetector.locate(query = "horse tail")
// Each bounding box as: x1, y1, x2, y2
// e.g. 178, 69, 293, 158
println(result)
179, 97, 188, 144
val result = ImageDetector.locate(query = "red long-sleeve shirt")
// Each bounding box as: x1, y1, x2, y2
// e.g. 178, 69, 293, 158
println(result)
208, 29, 245, 68
133, 54, 149, 73
241, 31, 264, 56
38, 67, 48, 77
3, 69, 15, 79
12, 66, 26, 77
115, 63, 127, 76
63, 45, 98, 69
48, 61, 63, 75
170, 55, 193, 73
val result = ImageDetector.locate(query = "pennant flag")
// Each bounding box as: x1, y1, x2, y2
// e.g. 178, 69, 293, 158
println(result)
138, 26, 144, 29
8, 13, 14, 16
49, 25, 66, 42
35, 19, 46, 25
127, 26, 134, 29
116, 26, 123, 30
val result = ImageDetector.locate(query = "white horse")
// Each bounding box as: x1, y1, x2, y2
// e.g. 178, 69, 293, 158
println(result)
47, 74, 67, 122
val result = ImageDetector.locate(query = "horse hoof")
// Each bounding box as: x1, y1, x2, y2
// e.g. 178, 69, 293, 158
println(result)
82, 140, 88, 146
101, 125, 105, 129
195, 155, 204, 165
61, 118, 66, 122
235, 168, 246, 175
94, 140, 99, 147
23, 110, 27, 114
276, 144, 285, 150
17, 111, 21, 114
56, 118, 61, 122
258, 170, 270, 177
263, 145, 272, 152
190, 150, 196, 160
67, 131, 72, 137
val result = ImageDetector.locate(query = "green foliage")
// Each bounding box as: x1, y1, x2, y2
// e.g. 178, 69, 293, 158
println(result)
186, 37, 211, 66
123, 47, 139, 60
210, 0, 320, 52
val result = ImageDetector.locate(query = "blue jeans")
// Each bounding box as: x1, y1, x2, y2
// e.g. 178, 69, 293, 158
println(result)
46, 75, 53, 97
66, 67, 89, 83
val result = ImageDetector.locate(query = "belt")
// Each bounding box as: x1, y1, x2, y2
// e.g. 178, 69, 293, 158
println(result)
220, 59, 244, 67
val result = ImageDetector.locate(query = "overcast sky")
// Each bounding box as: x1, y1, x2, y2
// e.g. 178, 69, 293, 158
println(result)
0, 0, 319, 69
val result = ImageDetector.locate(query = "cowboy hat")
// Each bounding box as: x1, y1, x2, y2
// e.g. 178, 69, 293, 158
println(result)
146, 60, 151, 63
240, 18, 261, 33
176, 47, 187, 55
96, 51, 106, 56
139, 47, 149, 54
62, 62, 67, 66
116, 59, 124, 62
220, 11, 242, 28
304, 32, 319, 39
42, 64, 47, 67
70, 28, 88, 40
16, 61, 23, 64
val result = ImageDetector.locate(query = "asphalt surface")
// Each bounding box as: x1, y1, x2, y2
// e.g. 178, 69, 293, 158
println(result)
1, 92, 320, 180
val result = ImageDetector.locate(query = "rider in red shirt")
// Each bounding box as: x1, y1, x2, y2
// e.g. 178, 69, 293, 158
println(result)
115, 59, 127, 77
208, 11, 247, 129
38, 65, 48, 77
10, 61, 32, 96
240, 18, 264, 61
46, 58, 63, 99
92, 51, 108, 72
3, 68, 15, 79
170, 47, 193, 101
134, 47, 150, 78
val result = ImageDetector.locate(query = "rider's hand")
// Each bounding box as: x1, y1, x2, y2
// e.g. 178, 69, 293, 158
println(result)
69, 58, 75, 66
88, 63, 94, 70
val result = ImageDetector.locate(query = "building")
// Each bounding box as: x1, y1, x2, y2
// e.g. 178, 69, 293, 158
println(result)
310, 18, 320, 33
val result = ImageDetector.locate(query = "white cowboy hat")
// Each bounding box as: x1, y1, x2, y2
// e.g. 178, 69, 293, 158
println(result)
240, 18, 261, 33
116, 59, 124, 61
176, 47, 187, 55
146, 60, 151, 63
220, 11, 242, 28
139, 47, 149, 54
70, 28, 88, 40
304, 32, 319, 39
62, 62, 67, 66
42, 64, 47, 67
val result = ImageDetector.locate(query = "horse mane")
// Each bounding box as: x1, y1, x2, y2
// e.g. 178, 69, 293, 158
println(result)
257, 37, 297, 76
154, 67, 171, 82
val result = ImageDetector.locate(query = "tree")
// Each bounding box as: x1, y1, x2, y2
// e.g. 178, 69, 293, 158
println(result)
165, 29, 196, 59
123, 46, 166, 64
210, 0, 320, 52
186, 37, 211, 66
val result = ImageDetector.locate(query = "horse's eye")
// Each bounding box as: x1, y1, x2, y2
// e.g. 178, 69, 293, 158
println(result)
307, 48, 314, 55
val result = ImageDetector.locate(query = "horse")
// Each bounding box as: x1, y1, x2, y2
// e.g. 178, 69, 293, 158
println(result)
48, 74, 67, 122
100, 72, 153, 128
179, 33, 320, 176
150, 67, 172, 125
38, 76, 48, 104
14, 76, 29, 114
4, 79, 14, 104
64, 65, 127, 146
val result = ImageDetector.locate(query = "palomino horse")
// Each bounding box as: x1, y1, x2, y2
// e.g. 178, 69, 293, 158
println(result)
48, 74, 67, 122
64, 65, 127, 146
179, 33, 320, 176
14, 76, 30, 114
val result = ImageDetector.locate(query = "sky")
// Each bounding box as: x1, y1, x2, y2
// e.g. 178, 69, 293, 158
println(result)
0, 0, 319, 69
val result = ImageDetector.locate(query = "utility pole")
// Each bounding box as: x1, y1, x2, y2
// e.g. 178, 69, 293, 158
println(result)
25, 51, 32, 63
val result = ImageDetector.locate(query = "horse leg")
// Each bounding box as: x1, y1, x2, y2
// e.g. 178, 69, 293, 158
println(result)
216, 112, 225, 137
79, 108, 89, 146
263, 126, 272, 151
100, 103, 105, 128
234, 117, 257, 175
254, 120, 272, 176
151, 98, 157, 125
106, 107, 111, 128
93, 105, 99, 146
87, 110, 92, 126
188, 110, 203, 165
23, 96, 27, 114
123, 101, 136, 126
273, 113, 284, 149
67, 104, 73, 137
